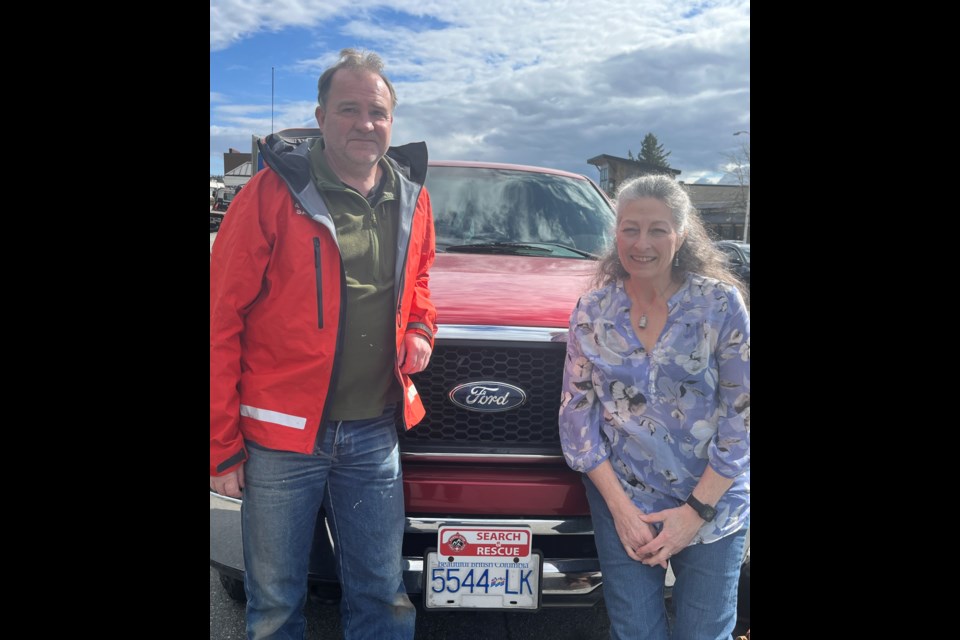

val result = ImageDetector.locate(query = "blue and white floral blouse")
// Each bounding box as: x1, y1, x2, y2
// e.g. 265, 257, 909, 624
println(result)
559, 273, 750, 544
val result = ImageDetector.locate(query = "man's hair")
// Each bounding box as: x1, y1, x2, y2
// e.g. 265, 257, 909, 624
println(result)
317, 48, 398, 110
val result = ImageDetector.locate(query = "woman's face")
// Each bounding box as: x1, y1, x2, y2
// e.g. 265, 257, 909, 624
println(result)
615, 197, 684, 283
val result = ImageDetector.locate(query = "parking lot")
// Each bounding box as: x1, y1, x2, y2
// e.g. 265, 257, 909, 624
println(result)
212, 565, 621, 639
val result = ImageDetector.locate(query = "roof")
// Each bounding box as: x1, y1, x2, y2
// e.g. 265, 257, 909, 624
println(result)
225, 162, 253, 177
224, 151, 252, 175
586, 153, 681, 176
680, 182, 747, 210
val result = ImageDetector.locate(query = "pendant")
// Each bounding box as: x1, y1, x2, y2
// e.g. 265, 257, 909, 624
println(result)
638, 313, 648, 329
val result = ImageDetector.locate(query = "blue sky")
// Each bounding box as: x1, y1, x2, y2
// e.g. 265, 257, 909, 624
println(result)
211, 0, 749, 184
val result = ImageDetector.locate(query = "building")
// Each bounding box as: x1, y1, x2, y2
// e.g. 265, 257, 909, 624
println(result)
224, 148, 250, 174
679, 183, 748, 242
587, 154, 681, 197
223, 147, 253, 189
586, 153, 748, 242
224, 161, 252, 188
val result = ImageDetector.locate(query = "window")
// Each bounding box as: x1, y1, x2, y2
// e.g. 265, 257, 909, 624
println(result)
426, 165, 616, 255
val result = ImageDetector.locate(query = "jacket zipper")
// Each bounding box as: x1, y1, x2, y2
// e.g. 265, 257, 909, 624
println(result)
313, 238, 323, 329
313, 261, 349, 453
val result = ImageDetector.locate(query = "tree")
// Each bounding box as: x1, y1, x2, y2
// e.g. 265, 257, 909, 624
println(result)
724, 139, 750, 242
720, 137, 750, 242
721, 139, 750, 202
638, 133, 672, 168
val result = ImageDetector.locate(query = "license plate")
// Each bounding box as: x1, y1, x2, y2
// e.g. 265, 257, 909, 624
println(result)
423, 525, 542, 610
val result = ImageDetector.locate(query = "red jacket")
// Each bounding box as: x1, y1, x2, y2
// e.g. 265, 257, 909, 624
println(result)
210, 137, 437, 476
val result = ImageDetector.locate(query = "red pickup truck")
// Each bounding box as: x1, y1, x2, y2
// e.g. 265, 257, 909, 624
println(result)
210, 142, 749, 617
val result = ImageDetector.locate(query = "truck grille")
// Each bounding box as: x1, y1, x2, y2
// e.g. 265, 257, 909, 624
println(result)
405, 342, 566, 455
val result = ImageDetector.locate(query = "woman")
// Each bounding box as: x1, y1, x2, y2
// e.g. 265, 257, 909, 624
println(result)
559, 174, 749, 640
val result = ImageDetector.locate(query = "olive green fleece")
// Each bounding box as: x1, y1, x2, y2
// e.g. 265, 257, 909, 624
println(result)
309, 140, 402, 420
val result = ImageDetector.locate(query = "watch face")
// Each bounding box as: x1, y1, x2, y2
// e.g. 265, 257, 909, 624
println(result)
687, 496, 717, 521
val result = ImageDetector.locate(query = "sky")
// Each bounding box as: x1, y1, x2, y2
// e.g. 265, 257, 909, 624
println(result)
210, 0, 749, 185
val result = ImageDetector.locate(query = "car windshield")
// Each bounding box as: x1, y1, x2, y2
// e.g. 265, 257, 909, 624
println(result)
425, 166, 616, 258
741, 244, 750, 262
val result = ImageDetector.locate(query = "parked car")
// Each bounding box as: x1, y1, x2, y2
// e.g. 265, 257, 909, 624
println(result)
715, 240, 750, 287
210, 139, 750, 618
212, 187, 236, 213
211, 187, 241, 231
211, 179, 225, 207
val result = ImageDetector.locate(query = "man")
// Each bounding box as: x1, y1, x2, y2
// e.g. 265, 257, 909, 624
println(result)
210, 48, 436, 640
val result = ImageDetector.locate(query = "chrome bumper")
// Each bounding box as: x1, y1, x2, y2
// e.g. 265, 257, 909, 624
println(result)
211, 492, 603, 604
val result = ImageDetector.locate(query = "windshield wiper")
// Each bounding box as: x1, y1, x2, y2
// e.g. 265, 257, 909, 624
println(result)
443, 242, 554, 254
442, 242, 598, 258
526, 242, 598, 258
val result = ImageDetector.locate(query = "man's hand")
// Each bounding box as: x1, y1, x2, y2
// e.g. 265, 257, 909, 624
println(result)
210, 466, 245, 498
399, 332, 432, 374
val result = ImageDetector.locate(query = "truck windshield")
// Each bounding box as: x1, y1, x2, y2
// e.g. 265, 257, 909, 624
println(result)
425, 166, 616, 257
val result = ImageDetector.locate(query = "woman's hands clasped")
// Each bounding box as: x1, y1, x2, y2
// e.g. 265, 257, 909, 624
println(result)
633, 505, 704, 568
609, 500, 660, 564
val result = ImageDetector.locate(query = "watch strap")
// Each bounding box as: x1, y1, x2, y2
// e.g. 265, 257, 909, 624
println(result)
685, 494, 717, 522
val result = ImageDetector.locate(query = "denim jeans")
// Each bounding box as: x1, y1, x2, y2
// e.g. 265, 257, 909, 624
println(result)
241, 406, 415, 640
584, 476, 747, 640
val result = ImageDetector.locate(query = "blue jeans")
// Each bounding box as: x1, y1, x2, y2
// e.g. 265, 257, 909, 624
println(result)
584, 476, 747, 640
241, 406, 415, 640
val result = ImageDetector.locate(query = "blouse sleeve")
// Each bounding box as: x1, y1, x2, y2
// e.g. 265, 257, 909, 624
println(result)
707, 286, 750, 479
559, 297, 608, 474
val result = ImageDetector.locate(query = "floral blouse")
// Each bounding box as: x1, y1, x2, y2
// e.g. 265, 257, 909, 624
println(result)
559, 273, 750, 544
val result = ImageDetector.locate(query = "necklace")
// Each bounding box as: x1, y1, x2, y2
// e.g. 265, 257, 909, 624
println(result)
633, 281, 677, 330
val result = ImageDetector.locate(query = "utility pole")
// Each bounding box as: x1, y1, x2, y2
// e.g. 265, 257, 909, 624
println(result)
734, 131, 750, 243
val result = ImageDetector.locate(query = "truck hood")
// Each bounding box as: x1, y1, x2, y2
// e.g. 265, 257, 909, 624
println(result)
428, 253, 596, 328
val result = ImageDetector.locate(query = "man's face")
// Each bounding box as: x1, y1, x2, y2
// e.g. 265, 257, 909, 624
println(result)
316, 69, 393, 175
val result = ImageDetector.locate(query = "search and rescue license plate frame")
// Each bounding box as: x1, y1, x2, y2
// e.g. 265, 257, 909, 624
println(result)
423, 525, 542, 611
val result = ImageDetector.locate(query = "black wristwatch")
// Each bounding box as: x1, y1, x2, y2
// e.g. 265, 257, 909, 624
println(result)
685, 494, 718, 522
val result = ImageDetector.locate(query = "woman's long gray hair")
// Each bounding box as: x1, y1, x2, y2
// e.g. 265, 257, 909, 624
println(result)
593, 174, 747, 301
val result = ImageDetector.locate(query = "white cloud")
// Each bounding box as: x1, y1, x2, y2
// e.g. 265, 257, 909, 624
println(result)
211, 0, 360, 51
211, 0, 749, 178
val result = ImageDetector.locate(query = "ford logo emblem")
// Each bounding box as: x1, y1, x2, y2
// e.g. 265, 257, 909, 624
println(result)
448, 380, 528, 413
